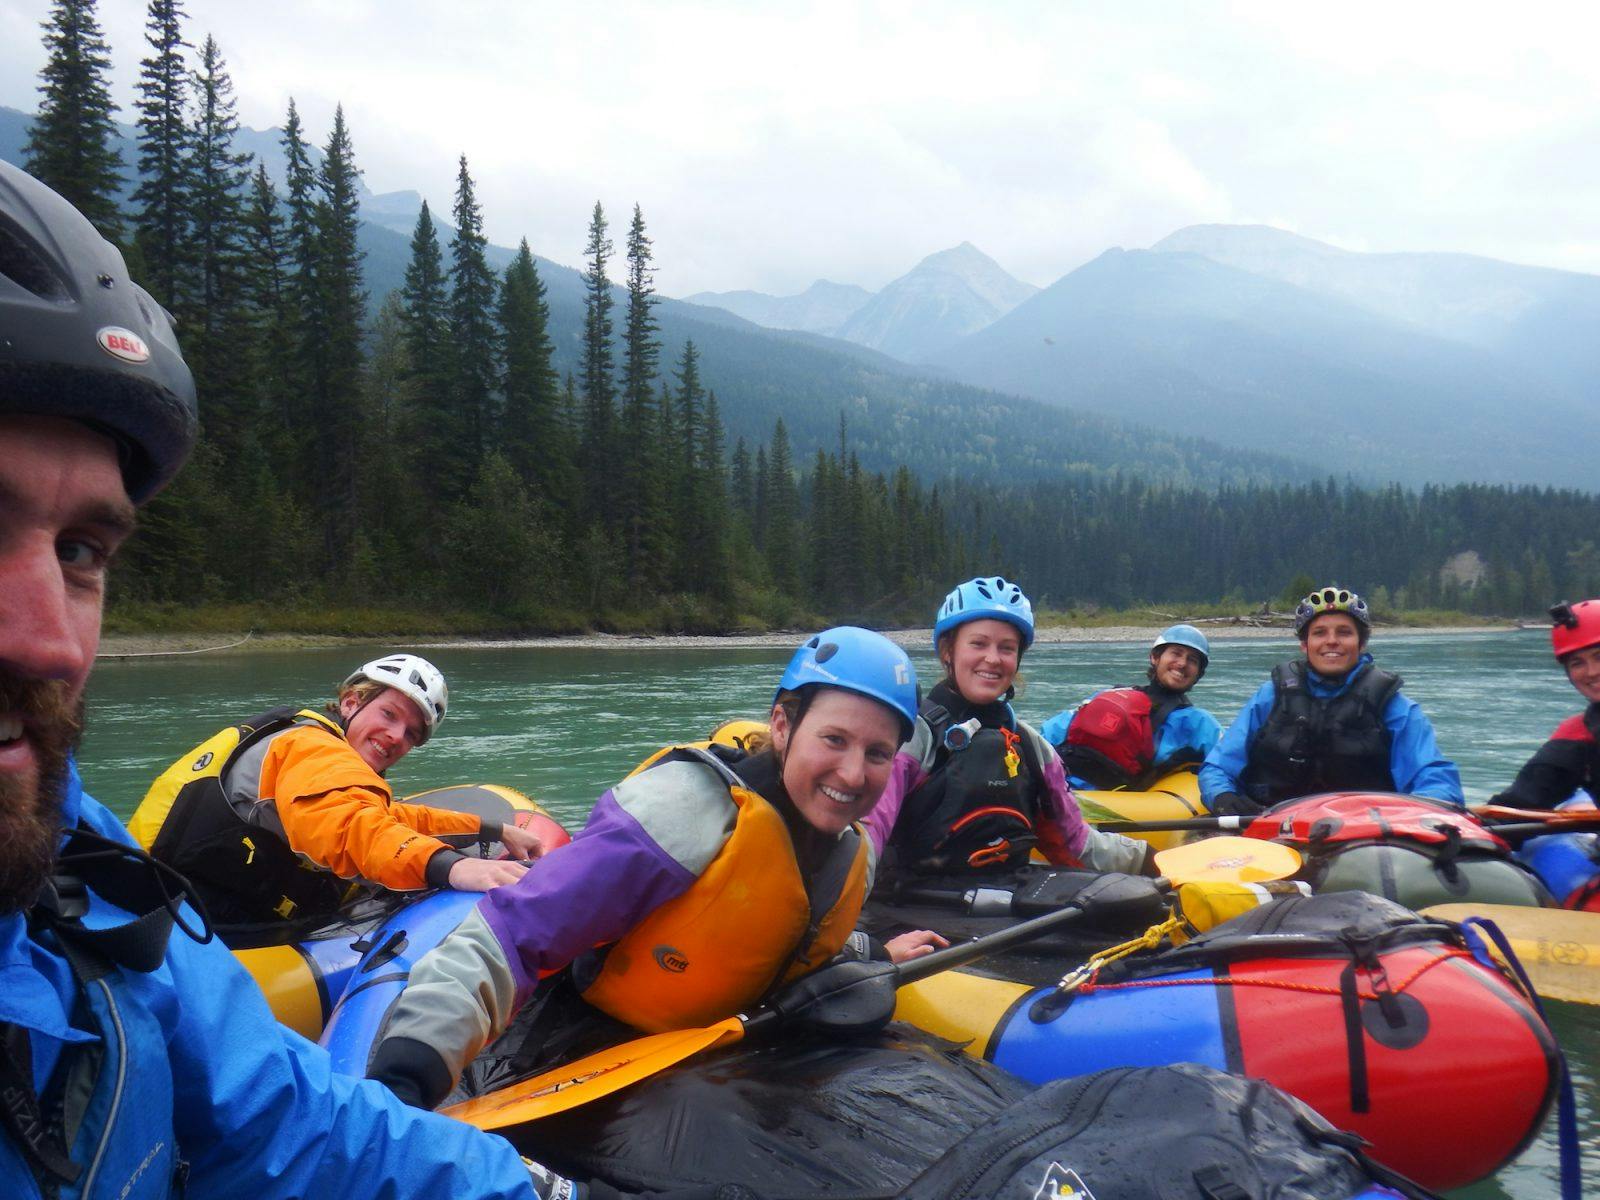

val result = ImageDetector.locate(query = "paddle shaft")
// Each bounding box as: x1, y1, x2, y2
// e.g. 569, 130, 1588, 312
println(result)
895, 874, 1169, 985
1095, 815, 1245, 834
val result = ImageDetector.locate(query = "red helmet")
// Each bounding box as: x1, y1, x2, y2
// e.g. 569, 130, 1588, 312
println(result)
1549, 600, 1600, 660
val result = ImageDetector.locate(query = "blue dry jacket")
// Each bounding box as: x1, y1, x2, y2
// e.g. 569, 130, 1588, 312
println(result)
0, 759, 537, 1200
1199, 655, 1464, 808
1041, 696, 1222, 790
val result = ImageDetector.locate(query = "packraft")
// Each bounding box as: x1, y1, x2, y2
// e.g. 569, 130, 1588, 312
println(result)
232, 784, 570, 1042
1242, 792, 1553, 909
1515, 794, 1600, 911
894, 891, 1557, 1192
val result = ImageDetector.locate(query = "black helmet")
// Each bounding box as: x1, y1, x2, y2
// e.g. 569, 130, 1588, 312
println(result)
0, 160, 196, 503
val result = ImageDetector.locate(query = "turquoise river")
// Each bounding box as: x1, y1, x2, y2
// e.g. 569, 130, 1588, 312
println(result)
79, 630, 1599, 1197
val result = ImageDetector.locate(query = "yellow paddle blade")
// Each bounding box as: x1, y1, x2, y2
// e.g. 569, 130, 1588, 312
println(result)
1154, 835, 1301, 885
1423, 903, 1600, 1007
442, 1016, 746, 1130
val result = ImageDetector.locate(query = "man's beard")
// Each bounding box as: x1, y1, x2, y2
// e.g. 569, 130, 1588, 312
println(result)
0, 670, 81, 914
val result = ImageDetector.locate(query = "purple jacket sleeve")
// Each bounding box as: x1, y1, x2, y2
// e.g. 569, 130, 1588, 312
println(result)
860, 750, 928, 857
479, 789, 699, 1001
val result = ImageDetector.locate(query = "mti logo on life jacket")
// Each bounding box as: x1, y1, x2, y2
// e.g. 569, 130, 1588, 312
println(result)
97, 326, 151, 363
191, 751, 214, 771
653, 945, 689, 973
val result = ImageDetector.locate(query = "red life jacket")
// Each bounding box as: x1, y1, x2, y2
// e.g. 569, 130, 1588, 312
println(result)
1065, 688, 1155, 780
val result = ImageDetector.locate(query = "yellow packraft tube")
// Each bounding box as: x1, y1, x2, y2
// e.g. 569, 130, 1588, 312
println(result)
1074, 768, 1205, 851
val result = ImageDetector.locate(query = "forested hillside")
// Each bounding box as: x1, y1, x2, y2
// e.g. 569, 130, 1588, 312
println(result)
9, 0, 1597, 630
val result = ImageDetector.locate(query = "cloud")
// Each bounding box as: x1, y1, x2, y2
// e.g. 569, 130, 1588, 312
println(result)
4, 0, 1599, 291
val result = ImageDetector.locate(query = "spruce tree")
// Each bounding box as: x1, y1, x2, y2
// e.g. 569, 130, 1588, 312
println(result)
672, 340, 706, 589
241, 163, 296, 474
131, 0, 192, 300
619, 204, 668, 588
765, 419, 800, 592
279, 97, 320, 435
497, 238, 564, 497
310, 105, 367, 551
447, 156, 500, 477
184, 35, 254, 438
579, 202, 616, 520
400, 201, 456, 488
698, 389, 730, 598
26, 0, 126, 243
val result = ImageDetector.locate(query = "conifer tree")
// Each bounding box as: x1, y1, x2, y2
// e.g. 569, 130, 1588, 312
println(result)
309, 105, 367, 548
497, 238, 563, 493
279, 97, 320, 432
240, 163, 295, 471
672, 341, 706, 589
132, 0, 192, 300
765, 419, 800, 591
184, 35, 254, 435
26, 0, 125, 243
448, 156, 499, 477
618, 205, 669, 587
400, 202, 451, 412
579, 202, 617, 519
698, 389, 730, 598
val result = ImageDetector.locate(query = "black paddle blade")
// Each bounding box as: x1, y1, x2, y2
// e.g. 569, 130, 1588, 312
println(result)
1012, 869, 1170, 922
755, 959, 900, 1037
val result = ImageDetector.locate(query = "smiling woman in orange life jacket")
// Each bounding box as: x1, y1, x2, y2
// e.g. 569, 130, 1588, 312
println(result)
367, 628, 947, 1112
129, 654, 543, 929
1200, 586, 1463, 818
860, 578, 1153, 884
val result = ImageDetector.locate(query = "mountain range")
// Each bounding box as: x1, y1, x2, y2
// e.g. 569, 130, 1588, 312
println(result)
2, 105, 1300, 492
694, 224, 1600, 489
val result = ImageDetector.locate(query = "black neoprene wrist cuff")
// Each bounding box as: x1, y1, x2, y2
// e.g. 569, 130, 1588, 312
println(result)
424, 846, 467, 888
367, 1036, 454, 1110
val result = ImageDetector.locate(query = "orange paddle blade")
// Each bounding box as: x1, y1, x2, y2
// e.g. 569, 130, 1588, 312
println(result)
1154, 835, 1302, 884
442, 1016, 746, 1130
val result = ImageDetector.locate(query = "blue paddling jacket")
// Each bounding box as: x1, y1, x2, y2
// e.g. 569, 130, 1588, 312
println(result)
1199, 656, 1463, 810
0, 759, 541, 1200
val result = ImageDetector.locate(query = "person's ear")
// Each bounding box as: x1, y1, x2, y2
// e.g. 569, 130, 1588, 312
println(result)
769, 702, 792, 756
339, 691, 361, 720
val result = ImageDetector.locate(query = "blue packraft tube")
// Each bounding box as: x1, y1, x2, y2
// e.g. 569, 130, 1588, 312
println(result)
321, 888, 481, 1075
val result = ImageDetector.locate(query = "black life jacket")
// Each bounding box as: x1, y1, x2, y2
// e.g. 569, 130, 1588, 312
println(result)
886, 696, 1046, 875
142, 706, 351, 932
1242, 660, 1402, 806
1061, 685, 1189, 790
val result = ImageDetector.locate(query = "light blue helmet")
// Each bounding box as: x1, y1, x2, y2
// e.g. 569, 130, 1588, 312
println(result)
933, 576, 1035, 650
775, 626, 918, 741
1152, 624, 1210, 671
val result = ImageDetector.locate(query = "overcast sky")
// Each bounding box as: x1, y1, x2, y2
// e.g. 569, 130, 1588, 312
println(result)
4, 1, 1598, 296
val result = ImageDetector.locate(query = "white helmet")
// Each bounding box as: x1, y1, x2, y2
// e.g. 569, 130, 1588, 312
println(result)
343, 654, 449, 741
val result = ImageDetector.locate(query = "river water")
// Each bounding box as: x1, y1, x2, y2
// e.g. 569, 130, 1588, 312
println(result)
79, 630, 1597, 1197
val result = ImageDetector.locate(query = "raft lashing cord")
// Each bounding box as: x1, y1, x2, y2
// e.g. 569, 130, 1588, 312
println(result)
1459, 916, 1582, 1200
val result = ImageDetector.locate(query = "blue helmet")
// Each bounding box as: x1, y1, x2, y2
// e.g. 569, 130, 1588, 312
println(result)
1152, 624, 1210, 675
933, 576, 1035, 650
775, 627, 918, 741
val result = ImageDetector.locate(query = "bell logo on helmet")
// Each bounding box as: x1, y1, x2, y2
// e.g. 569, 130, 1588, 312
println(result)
97, 326, 151, 364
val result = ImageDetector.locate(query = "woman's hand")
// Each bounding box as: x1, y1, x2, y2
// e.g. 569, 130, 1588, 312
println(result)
448, 856, 530, 892
497, 822, 545, 862
884, 928, 950, 963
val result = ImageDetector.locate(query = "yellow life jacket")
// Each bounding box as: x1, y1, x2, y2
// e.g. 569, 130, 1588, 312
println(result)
580, 746, 869, 1033
128, 706, 350, 928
